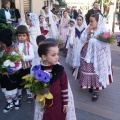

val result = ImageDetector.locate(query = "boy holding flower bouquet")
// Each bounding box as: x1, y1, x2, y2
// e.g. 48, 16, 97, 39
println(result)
0, 29, 22, 113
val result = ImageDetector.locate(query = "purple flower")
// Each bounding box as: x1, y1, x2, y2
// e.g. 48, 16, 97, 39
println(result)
32, 65, 41, 71
34, 70, 50, 83
7, 66, 14, 74
116, 34, 120, 40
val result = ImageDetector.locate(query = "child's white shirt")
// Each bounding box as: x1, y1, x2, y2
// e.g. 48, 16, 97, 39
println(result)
18, 42, 34, 62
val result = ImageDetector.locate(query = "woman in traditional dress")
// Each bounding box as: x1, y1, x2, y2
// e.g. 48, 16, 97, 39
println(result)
59, 11, 70, 42
77, 13, 113, 101
41, 6, 58, 38
25, 12, 41, 65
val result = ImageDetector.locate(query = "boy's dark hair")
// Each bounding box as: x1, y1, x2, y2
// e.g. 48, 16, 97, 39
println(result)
38, 41, 58, 57
16, 25, 29, 35
36, 35, 46, 45
46, 38, 58, 43
93, 2, 98, 5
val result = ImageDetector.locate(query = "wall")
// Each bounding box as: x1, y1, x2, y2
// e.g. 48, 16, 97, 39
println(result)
0, 0, 1, 9
32, 0, 44, 16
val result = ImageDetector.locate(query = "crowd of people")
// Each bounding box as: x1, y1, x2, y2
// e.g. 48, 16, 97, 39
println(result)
0, 1, 113, 120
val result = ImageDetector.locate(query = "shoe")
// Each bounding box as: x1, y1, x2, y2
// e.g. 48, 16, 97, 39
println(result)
3, 102, 14, 113
89, 89, 93, 93
13, 99, 20, 110
18, 95, 22, 100
27, 94, 33, 103
92, 92, 99, 102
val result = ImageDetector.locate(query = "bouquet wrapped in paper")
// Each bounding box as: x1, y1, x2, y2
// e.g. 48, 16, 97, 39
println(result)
22, 65, 53, 108
0, 51, 22, 74
97, 32, 115, 44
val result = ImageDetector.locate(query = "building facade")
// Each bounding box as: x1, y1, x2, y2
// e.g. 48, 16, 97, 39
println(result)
0, 0, 59, 17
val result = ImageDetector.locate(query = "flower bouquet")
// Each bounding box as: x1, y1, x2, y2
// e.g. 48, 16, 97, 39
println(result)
97, 32, 115, 44
22, 65, 53, 108
0, 51, 22, 74
57, 38, 65, 50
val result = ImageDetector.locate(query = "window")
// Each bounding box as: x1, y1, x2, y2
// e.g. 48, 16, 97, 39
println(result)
23, 0, 31, 13
44, 0, 49, 6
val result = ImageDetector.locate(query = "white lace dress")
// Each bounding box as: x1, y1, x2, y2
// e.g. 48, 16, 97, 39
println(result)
34, 81, 76, 120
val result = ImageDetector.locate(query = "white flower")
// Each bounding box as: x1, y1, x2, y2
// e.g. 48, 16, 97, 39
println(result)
11, 51, 17, 56
9, 62, 15, 67
3, 60, 11, 67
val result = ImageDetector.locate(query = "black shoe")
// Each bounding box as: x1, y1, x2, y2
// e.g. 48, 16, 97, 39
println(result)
13, 99, 20, 110
92, 92, 99, 102
3, 102, 14, 113
89, 89, 93, 93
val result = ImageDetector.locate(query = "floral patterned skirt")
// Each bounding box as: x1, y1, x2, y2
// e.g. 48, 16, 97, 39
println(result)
78, 43, 112, 90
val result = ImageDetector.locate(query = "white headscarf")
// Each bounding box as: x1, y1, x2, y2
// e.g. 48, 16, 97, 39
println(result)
28, 13, 41, 35
71, 14, 87, 68
84, 14, 113, 88
75, 14, 87, 31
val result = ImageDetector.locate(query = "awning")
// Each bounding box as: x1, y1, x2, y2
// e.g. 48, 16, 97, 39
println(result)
52, 0, 59, 5
59, 1, 67, 6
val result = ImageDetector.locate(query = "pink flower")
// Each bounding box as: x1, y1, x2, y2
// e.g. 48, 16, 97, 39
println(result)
15, 62, 20, 68
103, 32, 110, 39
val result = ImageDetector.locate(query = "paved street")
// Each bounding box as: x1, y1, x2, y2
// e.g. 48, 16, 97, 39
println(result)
0, 42, 120, 120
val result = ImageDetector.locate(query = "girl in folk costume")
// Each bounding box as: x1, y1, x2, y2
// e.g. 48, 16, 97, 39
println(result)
59, 11, 70, 42
76, 13, 113, 101
25, 12, 41, 66
56, 12, 61, 29
15, 25, 35, 103
65, 19, 75, 56
0, 29, 21, 113
41, 6, 58, 38
34, 41, 76, 120
39, 15, 49, 38
66, 15, 87, 69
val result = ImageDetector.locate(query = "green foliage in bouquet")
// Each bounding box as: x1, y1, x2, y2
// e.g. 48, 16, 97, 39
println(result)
97, 32, 115, 44
22, 75, 50, 95
0, 23, 17, 42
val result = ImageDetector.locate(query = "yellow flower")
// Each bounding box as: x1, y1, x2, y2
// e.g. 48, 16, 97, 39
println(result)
34, 80, 38, 83
24, 84, 30, 88
29, 77, 33, 83
22, 74, 31, 80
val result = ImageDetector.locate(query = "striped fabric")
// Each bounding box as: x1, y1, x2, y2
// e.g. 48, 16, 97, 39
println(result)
61, 89, 68, 105
22, 42, 32, 69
